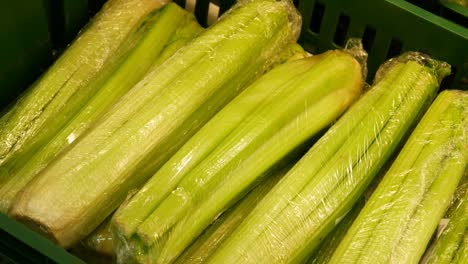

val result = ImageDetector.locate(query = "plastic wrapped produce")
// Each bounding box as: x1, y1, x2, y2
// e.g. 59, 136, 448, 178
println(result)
0, 0, 167, 176
175, 166, 291, 264
330, 89, 468, 264
82, 43, 306, 259
9, 0, 301, 249
0, 3, 202, 213
209, 53, 451, 263
307, 199, 364, 264
112, 41, 365, 263
423, 173, 468, 264
83, 215, 115, 257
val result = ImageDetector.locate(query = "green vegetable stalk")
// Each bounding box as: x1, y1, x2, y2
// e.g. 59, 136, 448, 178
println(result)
10, 0, 300, 249
112, 50, 314, 240
0, 3, 202, 213
209, 53, 450, 264
175, 166, 291, 264
117, 46, 363, 263
83, 216, 115, 257
0, 0, 166, 175
307, 200, 364, 264
330, 89, 468, 264
423, 174, 468, 264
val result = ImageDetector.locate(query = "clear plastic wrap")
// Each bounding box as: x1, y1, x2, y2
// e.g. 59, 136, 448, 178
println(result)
0, 2, 202, 213
111, 41, 365, 263
0, 0, 166, 177
83, 215, 115, 258
208, 53, 451, 263
175, 166, 292, 264
306, 199, 364, 264
9, 0, 301, 249
422, 172, 468, 264
330, 89, 468, 263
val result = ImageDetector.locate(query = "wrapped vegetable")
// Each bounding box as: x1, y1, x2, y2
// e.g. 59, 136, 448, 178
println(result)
209, 53, 450, 263
83, 215, 115, 258
113, 42, 364, 263
10, 0, 301, 248
423, 173, 468, 264
307, 199, 364, 264
175, 166, 291, 264
83, 43, 307, 259
0, 3, 202, 213
330, 89, 468, 264
0, 0, 166, 175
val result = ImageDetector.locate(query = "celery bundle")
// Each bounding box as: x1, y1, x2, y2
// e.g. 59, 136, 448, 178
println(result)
307, 200, 364, 264
83, 216, 115, 257
10, 0, 300, 248
113, 47, 364, 263
0, 3, 202, 213
209, 53, 450, 263
0, 0, 166, 175
175, 166, 291, 264
423, 172, 468, 263
330, 89, 468, 264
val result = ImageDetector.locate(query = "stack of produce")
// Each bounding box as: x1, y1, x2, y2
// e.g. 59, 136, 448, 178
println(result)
0, 0, 465, 263
8, 0, 301, 249
306, 199, 365, 264
175, 166, 292, 264
330, 89, 467, 263
208, 53, 451, 263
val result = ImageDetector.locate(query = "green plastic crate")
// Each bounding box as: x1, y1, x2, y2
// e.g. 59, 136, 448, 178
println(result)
0, 0, 467, 263
177, 0, 467, 89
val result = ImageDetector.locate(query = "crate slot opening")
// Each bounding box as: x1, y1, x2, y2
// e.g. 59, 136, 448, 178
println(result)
309, 1, 325, 34
440, 66, 457, 90
386, 38, 403, 59
333, 13, 350, 47
362, 26, 377, 53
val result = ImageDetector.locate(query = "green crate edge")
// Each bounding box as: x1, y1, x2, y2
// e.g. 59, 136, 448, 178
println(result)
0, 213, 84, 263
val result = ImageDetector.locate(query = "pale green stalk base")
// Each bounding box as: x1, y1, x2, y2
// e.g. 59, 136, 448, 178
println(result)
0, 3, 201, 214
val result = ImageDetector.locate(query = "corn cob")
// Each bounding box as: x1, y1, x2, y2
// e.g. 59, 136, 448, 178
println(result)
10, 0, 300, 248
330, 89, 467, 264
0, 3, 202, 213
209, 53, 450, 264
